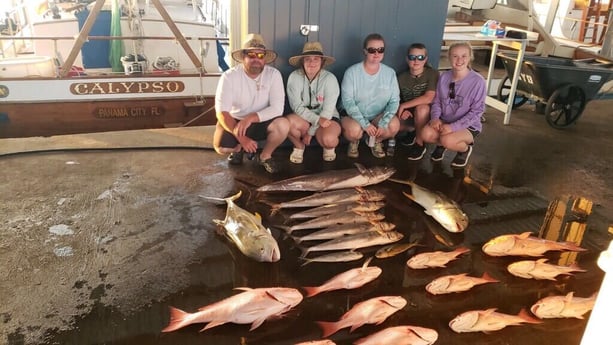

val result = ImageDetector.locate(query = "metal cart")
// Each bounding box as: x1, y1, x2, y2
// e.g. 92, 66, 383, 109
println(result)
496, 52, 613, 129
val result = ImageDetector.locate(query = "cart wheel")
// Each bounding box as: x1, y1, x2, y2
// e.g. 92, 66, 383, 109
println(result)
545, 84, 586, 129
497, 76, 529, 108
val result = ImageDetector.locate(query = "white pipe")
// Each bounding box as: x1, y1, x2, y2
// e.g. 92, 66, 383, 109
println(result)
580, 240, 613, 345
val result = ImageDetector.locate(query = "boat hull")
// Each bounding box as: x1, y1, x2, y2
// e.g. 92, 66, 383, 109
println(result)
0, 74, 219, 138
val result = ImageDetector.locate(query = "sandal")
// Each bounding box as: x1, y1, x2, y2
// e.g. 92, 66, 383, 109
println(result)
322, 148, 336, 162
258, 155, 279, 173
290, 148, 304, 164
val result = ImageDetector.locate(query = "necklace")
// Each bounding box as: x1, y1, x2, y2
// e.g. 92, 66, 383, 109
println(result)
254, 74, 262, 91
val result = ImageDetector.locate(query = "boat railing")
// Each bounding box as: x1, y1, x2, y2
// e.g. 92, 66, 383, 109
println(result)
0, 35, 229, 78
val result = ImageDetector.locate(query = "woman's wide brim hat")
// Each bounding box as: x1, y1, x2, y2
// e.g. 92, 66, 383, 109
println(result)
231, 33, 278, 64
288, 41, 335, 67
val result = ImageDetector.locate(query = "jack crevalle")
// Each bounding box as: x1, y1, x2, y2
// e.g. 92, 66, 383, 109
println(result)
530, 292, 597, 319
161, 287, 303, 332
389, 179, 468, 233
354, 325, 439, 345
257, 163, 396, 192
201, 190, 280, 262
482, 232, 586, 257
449, 308, 542, 333
507, 258, 586, 280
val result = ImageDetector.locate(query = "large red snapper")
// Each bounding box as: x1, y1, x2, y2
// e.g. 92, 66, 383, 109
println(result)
302, 257, 382, 297
407, 247, 470, 269
353, 325, 439, 345
316, 296, 407, 338
482, 231, 586, 257
530, 292, 597, 319
161, 287, 303, 332
201, 190, 280, 262
426, 272, 499, 295
507, 258, 587, 280
449, 308, 542, 333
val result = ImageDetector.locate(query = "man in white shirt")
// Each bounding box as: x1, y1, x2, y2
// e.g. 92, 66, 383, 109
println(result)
213, 33, 289, 173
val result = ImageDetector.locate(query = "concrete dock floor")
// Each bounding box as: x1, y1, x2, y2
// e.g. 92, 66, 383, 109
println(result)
1, 99, 612, 344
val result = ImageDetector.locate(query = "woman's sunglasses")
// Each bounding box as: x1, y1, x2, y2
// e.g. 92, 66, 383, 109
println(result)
366, 47, 385, 54
449, 82, 456, 99
244, 51, 266, 59
407, 54, 426, 61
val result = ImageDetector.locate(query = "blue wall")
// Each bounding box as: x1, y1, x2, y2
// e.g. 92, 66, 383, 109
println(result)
248, 0, 449, 81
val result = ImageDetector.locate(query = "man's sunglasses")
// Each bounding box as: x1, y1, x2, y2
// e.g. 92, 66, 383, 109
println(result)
407, 54, 426, 61
449, 82, 456, 99
244, 51, 266, 59
366, 47, 385, 54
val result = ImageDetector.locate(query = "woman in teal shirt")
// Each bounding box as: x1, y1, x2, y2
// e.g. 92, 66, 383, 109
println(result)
286, 41, 341, 163
340, 33, 400, 158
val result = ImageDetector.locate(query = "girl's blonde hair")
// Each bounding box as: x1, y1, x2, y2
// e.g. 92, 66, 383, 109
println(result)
448, 41, 474, 68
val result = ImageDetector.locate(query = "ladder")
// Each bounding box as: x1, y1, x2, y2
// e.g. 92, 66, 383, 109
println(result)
579, 0, 612, 44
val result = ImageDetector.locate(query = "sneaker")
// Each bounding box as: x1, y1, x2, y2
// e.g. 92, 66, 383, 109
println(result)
322, 148, 336, 162
227, 151, 244, 165
451, 145, 473, 168
347, 141, 359, 158
430, 146, 446, 161
289, 147, 304, 164
399, 131, 416, 147
258, 155, 279, 173
406, 144, 426, 161
371, 142, 385, 158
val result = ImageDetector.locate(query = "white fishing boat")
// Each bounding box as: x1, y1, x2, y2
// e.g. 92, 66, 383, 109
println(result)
0, 0, 229, 138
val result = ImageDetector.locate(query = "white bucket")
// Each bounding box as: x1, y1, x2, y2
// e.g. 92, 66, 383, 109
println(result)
121, 61, 147, 75
0, 56, 57, 78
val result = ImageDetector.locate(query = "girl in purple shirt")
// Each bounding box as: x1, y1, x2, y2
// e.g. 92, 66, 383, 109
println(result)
421, 41, 486, 168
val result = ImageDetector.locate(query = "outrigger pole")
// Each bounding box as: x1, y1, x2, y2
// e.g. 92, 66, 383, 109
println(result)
59, 0, 205, 78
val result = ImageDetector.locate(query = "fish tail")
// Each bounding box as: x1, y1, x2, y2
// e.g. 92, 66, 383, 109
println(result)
454, 246, 471, 255
199, 190, 242, 203
388, 178, 415, 187
299, 258, 312, 267
481, 271, 499, 283
569, 263, 587, 272
302, 286, 320, 298
518, 308, 542, 324
258, 199, 280, 213
161, 306, 192, 332
316, 320, 341, 338
299, 246, 311, 258
561, 241, 587, 252
269, 205, 281, 216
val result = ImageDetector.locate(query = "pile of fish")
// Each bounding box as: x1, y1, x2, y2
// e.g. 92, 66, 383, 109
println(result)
161, 287, 303, 332
261, 179, 407, 264
257, 163, 396, 192
164, 170, 597, 343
